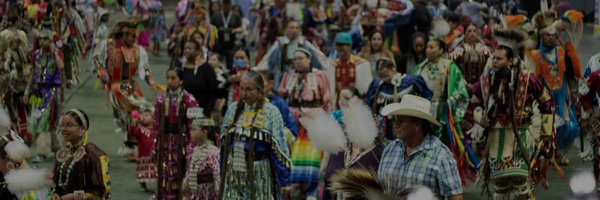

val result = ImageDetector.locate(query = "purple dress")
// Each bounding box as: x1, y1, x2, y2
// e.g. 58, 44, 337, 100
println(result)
153, 89, 199, 200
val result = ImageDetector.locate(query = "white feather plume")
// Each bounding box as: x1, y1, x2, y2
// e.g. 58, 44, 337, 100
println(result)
432, 17, 450, 37
4, 141, 31, 162
0, 107, 11, 128
342, 98, 378, 149
300, 108, 347, 153
5, 168, 52, 194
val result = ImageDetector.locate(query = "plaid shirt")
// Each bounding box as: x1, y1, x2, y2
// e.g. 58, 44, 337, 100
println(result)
378, 135, 463, 199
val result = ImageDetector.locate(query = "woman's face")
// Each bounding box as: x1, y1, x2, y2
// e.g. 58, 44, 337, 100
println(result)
61, 115, 84, 144
208, 55, 221, 68
425, 40, 443, 60
184, 42, 198, 59
465, 25, 479, 42
370, 32, 383, 51
166, 70, 183, 90
492, 49, 510, 70
190, 125, 207, 142
412, 37, 425, 54
234, 51, 249, 62
193, 34, 204, 46
239, 78, 261, 105
293, 51, 311, 71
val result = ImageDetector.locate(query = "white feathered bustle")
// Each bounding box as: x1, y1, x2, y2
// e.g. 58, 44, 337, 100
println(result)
5, 168, 52, 194
0, 107, 11, 128
300, 108, 347, 153
342, 98, 378, 149
4, 140, 31, 162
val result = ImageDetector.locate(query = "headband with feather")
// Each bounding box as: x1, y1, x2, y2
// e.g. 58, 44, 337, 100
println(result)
494, 29, 526, 59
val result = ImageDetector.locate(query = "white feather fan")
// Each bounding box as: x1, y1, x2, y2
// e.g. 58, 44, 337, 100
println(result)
4, 140, 31, 162
432, 17, 450, 37
5, 168, 52, 194
300, 108, 347, 153
342, 98, 378, 149
0, 107, 11, 128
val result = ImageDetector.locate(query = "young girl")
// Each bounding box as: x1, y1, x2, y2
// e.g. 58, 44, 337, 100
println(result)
208, 53, 228, 125
183, 117, 220, 200
129, 103, 157, 191
154, 68, 199, 200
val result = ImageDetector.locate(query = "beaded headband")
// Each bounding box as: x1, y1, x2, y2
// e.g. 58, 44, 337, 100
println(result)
68, 109, 88, 130
193, 118, 216, 127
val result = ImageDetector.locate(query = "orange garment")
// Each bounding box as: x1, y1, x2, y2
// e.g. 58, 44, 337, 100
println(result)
530, 42, 582, 90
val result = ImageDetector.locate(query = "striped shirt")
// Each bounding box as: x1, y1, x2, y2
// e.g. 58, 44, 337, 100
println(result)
377, 135, 462, 199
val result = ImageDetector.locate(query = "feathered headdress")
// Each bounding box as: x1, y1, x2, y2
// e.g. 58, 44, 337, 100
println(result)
300, 108, 347, 153
342, 98, 378, 149
532, 10, 558, 34
330, 168, 438, 200
494, 29, 526, 59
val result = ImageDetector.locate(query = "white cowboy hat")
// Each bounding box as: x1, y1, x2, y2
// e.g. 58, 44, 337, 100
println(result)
380, 95, 441, 126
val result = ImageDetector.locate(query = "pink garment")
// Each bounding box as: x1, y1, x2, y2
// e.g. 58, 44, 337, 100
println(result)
277, 69, 333, 112
186, 144, 220, 200
137, 30, 152, 48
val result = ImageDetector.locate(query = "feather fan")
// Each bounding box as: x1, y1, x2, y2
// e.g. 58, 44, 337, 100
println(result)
431, 17, 450, 37
5, 168, 52, 194
300, 108, 347, 153
342, 98, 378, 149
561, 10, 584, 48
4, 140, 31, 162
330, 168, 396, 200
0, 107, 11, 128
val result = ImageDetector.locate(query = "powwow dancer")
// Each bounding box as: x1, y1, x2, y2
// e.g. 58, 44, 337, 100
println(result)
529, 9, 584, 165
0, 108, 53, 200
153, 68, 199, 200
278, 48, 333, 199
469, 29, 556, 199
26, 29, 65, 162
104, 19, 162, 161
220, 71, 292, 199
0, 16, 31, 143
128, 103, 157, 191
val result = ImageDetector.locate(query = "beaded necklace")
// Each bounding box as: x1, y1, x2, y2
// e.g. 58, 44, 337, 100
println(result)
56, 141, 87, 189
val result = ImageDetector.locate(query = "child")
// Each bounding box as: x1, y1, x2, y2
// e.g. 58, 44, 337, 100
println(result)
183, 117, 220, 200
208, 53, 228, 125
129, 103, 158, 192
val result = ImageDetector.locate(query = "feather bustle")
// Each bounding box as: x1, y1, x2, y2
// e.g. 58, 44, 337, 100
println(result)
300, 108, 347, 153
342, 99, 378, 149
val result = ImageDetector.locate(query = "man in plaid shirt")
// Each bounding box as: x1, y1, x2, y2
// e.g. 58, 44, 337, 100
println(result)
378, 95, 463, 200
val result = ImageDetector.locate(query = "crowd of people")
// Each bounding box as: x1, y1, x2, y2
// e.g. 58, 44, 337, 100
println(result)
0, 0, 599, 200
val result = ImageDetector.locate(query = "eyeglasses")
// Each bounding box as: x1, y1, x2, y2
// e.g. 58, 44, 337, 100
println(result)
293, 57, 307, 62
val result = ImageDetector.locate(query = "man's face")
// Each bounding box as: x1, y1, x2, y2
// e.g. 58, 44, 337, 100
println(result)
39, 37, 51, 49
286, 22, 301, 39
122, 27, 136, 47
336, 44, 352, 57
492, 49, 510, 71
392, 115, 418, 140
542, 32, 557, 46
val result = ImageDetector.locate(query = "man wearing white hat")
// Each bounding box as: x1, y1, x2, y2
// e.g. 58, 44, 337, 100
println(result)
377, 94, 463, 200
